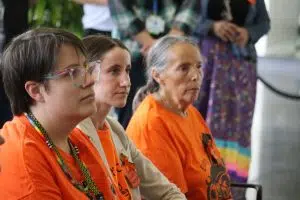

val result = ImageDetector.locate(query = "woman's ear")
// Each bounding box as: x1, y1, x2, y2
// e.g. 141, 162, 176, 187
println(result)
24, 81, 45, 103
151, 68, 164, 85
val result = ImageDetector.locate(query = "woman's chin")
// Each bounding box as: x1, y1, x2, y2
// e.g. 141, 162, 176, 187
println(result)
112, 101, 127, 109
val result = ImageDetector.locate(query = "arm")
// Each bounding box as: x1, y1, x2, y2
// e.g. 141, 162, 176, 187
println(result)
195, 18, 215, 37
72, 0, 107, 4
171, 0, 201, 35
134, 30, 157, 56
245, 0, 271, 43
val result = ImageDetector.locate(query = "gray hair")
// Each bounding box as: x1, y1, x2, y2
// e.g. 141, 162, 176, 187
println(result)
132, 35, 199, 111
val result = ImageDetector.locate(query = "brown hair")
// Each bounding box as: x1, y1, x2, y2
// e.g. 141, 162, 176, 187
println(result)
1, 27, 86, 115
82, 35, 129, 62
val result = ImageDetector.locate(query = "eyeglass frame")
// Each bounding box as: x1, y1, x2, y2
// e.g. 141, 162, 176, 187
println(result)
43, 60, 101, 88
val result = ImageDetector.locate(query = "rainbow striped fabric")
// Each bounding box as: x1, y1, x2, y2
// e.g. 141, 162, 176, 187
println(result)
215, 139, 250, 183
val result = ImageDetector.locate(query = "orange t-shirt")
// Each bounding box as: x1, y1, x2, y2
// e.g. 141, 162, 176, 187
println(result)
127, 95, 232, 200
98, 122, 131, 200
0, 115, 116, 200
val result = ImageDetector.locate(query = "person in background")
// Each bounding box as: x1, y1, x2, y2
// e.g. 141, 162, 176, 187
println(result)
193, 0, 270, 198
78, 34, 186, 200
0, 27, 118, 199
127, 35, 233, 200
72, 0, 114, 37
0, 0, 39, 128
108, 0, 200, 128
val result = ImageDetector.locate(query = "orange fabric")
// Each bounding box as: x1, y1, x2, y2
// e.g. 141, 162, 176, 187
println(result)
98, 122, 131, 200
248, 0, 256, 5
127, 95, 232, 200
0, 115, 116, 200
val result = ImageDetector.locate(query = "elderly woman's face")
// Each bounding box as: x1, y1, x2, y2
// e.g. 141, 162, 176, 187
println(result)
158, 43, 203, 107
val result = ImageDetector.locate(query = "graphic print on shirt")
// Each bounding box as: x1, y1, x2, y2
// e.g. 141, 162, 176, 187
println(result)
120, 153, 141, 189
111, 160, 130, 198
202, 133, 232, 200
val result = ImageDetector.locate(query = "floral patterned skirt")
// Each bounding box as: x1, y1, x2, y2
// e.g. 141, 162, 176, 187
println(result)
195, 36, 257, 185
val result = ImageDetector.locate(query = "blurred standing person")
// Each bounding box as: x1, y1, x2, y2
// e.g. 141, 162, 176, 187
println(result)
109, 0, 200, 128
72, 0, 114, 37
193, 0, 270, 199
0, 0, 38, 128
2, 0, 30, 48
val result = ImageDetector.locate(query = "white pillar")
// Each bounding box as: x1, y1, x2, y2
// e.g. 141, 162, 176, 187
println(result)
264, 0, 300, 58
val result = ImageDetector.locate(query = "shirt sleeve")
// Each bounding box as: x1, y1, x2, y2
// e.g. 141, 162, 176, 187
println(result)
127, 116, 188, 194
172, 0, 201, 35
108, 0, 145, 37
245, 0, 271, 44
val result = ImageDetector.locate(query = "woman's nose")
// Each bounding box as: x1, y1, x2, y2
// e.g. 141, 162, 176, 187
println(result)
120, 73, 131, 88
82, 71, 95, 88
191, 66, 203, 82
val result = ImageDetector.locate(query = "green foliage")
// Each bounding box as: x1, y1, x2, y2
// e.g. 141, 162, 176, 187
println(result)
28, 0, 84, 37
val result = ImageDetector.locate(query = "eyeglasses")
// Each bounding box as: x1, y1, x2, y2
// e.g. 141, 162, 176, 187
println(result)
43, 60, 101, 88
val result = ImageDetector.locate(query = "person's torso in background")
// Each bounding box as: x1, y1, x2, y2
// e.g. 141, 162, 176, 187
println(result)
82, 4, 115, 31
113, 0, 184, 58
207, 0, 250, 26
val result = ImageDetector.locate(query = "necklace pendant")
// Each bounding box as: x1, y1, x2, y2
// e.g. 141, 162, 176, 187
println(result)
46, 140, 53, 148
75, 146, 80, 154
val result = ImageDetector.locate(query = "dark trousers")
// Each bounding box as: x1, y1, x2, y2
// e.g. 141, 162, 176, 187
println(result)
2, 0, 29, 49
84, 28, 111, 37
115, 55, 146, 128
0, 0, 28, 128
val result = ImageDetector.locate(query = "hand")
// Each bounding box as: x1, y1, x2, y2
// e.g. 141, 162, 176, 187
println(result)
135, 30, 156, 56
235, 27, 249, 47
140, 38, 156, 56
212, 21, 238, 42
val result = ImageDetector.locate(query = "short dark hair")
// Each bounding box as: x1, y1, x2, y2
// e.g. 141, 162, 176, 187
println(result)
1, 27, 86, 115
82, 35, 129, 62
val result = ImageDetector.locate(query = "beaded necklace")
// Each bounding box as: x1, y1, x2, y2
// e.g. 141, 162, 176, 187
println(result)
25, 112, 105, 200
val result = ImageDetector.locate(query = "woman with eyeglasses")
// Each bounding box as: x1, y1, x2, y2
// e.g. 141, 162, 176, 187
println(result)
0, 28, 119, 199
77, 35, 186, 200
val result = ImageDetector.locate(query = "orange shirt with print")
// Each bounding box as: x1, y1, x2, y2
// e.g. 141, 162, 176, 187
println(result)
127, 95, 232, 200
0, 115, 116, 200
98, 122, 132, 200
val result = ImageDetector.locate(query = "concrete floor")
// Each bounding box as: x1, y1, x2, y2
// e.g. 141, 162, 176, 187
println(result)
247, 57, 300, 200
